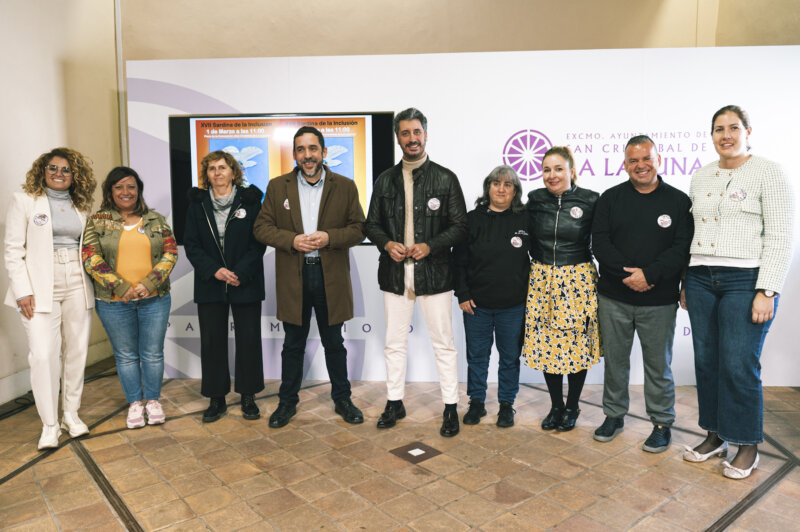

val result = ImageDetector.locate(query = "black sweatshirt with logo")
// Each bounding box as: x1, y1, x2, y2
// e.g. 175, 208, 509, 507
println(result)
453, 206, 531, 309
591, 178, 693, 306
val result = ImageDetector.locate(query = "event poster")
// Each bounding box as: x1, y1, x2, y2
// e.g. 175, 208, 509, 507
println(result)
190, 115, 371, 212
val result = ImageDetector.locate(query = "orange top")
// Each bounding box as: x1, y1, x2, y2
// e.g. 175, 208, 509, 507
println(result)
112, 220, 152, 300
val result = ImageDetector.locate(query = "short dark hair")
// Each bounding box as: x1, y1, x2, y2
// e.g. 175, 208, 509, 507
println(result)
625, 135, 656, 151
712, 105, 751, 151
293, 126, 325, 150
100, 166, 149, 215
712, 104, 751, 132
393, 108, 427, 135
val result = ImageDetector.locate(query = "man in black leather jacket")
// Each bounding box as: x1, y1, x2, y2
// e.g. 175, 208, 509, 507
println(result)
365, 108, 468, 436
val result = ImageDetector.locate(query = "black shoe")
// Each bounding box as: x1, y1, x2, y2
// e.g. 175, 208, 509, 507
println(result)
593, 416, 624, 442
268, 403, 296, 428
642, 425, 671, 453
496, 401, 515, 428
241, 394, 260, 420
440, 409, 460, 437
541, 407, 564, 431
462, 400, 487, 425
202, 397, 227, 423
556, 408, 580, 432
334, 399, 364, 424
376, 401, 406, 429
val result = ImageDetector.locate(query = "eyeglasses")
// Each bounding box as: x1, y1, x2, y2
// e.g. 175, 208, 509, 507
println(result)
45, 165, 73, 176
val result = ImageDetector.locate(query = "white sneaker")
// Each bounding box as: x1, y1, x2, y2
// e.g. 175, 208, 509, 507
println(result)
145, 400, 166, 425
61, 411, 90, 437
127, 401, 146, 429
38, 424, 61, 450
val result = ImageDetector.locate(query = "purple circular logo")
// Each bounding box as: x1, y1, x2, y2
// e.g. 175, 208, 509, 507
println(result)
502, 129, 552, 181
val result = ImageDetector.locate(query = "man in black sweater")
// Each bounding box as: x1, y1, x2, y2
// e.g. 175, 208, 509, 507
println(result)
591, 135, 692, 453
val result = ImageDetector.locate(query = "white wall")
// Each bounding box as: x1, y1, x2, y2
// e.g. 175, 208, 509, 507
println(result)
127, 46, 800, 386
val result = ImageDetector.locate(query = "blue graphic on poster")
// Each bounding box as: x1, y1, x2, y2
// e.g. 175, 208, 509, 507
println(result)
209, 138, 269, 192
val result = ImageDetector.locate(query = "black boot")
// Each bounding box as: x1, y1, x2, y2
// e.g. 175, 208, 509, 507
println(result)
556, 408, 580, 432
203, 397, 227, 423
541, 407, 564, 431
241, 394, 260, 420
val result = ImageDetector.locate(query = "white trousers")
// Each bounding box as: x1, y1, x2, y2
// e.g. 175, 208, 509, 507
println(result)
21, 250, 92, 426
383, 262, 459, 404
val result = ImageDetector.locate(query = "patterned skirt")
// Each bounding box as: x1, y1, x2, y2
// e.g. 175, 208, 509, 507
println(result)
521, 260, 601, 374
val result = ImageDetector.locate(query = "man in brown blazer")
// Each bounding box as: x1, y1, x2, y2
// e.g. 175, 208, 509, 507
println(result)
253, 126, 366, 428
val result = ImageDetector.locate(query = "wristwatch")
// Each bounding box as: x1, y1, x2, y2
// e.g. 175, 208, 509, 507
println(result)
761, 290, 776, 298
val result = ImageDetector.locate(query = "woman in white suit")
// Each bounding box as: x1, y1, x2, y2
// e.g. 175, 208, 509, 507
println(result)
4, 148, 96, 450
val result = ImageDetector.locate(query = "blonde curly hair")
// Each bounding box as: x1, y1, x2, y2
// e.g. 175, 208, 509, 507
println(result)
23, 147, 96, 212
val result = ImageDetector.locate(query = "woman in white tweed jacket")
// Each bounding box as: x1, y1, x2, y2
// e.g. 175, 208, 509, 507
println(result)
680, 105, 793, 479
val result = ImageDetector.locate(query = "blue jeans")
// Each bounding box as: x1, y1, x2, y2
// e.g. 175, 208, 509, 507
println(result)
96, 294, 171, 403
462, 303, 524, 404
685, 266, 777, 445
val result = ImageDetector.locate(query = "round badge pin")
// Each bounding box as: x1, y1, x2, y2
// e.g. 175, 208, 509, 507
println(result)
657, 214, 672, 228
234, 208, 246, 219
33, 213, 49, 226
427, 197, 441, 211
283, 198, 290, 210
570, 207, 583, 219
729, 189, 747, 201
510, 236, 523, 248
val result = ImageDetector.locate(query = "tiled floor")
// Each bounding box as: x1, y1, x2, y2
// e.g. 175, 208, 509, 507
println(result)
1, 363, 798, 531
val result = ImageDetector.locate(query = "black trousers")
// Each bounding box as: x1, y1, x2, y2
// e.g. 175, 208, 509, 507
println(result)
279, 263, 351, 406
197, 301, 265, 397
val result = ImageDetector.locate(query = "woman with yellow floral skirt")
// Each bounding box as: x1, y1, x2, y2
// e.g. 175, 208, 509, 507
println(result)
522, 146, 600, 432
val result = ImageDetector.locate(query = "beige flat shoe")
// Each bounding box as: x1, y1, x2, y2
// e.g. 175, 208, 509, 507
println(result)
722, 453, 759, 479
682, 441, 728, 463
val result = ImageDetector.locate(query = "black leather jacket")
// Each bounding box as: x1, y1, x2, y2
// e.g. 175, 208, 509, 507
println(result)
366, 157, 468, 295
528, 185, 599, 266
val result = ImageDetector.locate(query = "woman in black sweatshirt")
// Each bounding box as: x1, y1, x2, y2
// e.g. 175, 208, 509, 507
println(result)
454, 165, 531, 428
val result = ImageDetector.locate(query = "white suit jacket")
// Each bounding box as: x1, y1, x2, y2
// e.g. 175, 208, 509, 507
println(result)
4, 192, 94, 312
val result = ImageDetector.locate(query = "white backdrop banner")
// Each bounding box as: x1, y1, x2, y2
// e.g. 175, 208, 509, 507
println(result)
126, 46, 800, 385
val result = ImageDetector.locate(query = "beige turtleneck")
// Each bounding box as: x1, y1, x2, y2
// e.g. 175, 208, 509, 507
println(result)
402, 155, 427, 247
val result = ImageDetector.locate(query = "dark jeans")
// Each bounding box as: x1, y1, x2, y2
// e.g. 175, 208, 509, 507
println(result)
462, 303, 524, 404
279, 263, 351, 406
197, 301, 264, 397
685, 266, 777, 445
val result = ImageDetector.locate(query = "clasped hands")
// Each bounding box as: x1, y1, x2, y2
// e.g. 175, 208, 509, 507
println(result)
214, 268, 240, 287
293, 231, 329, 253
121, 283, 152, 302
622, 267, 653, 293
385, 241, 430, 262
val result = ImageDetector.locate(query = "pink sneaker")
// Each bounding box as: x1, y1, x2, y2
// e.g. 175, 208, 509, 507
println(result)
127, 401, 146, 429
146, 400, 166, 425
